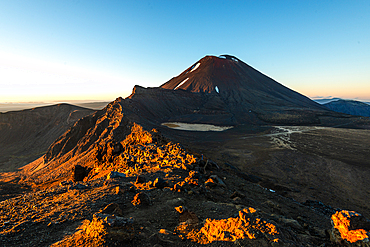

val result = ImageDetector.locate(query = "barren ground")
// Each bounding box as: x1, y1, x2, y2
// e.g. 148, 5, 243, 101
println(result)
158, 125, 370, 219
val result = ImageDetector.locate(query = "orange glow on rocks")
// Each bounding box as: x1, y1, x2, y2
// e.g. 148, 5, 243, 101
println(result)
98, 123, 197, 179
175, 207, 279, 244
331, 210, 369, 243
122, 123, 153, 146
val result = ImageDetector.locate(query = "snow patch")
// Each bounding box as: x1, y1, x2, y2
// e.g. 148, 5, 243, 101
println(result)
189, 63, 200, 73
174, 78, 189, 90
218, 55, 227, 59
215, 86, 219, 93
231, 57, 238, 62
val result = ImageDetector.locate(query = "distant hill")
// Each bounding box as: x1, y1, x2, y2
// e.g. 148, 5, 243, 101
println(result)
0, 103, 54, 113
324, 99, 370, 117
0, 104, 94, 171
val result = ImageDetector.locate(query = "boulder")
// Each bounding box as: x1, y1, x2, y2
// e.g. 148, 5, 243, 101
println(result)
205, 175, 226, 188
135, 175, 146, 184
131, 192, 151, 206
331, 210, 370, 246
106, 171, 126, 180
99, 203, 123, 217
72, 165, 88, 182
153, 177, 168, 189
175, 206, 188, 214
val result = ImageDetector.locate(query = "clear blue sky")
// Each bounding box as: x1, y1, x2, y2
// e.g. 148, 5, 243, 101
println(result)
0, 0, 369, 102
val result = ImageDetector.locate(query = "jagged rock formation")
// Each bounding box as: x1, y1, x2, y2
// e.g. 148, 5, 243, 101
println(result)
0, 104, 94, 172
20, 99, 131, 186
324, 99, 370, 117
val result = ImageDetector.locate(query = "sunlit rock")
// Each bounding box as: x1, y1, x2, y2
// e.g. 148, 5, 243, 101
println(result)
331, 210, 370, 246
175, 207, 280, 244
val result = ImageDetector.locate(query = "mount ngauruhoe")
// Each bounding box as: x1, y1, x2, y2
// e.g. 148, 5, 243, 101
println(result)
122, 55, 331, 126
161, 55, 321, 111
1, 55, 370, 247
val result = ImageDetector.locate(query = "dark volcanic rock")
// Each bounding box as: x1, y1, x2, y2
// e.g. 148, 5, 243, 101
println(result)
72, 165, 88, 182
153, 177, 168, 189
132, 192, 151, 206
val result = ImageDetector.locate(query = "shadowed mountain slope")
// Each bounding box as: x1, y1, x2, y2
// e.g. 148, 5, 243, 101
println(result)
0, 104, 94, 171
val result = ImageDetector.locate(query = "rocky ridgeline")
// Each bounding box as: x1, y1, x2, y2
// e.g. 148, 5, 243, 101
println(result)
1, 119, 368, 246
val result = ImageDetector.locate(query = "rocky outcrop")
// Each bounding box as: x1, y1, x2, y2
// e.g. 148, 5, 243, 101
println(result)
331, 210, 370, 246
50, 213, 134, 247
72, 165, 89, 182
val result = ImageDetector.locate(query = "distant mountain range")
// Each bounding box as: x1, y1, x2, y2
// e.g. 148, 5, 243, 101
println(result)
0, 101, 109, 113
323, 99, 370, 117
314, 98, 370, 105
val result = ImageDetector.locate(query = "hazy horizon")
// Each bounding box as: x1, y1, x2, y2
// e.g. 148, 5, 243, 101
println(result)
1, 95, 370, 105
1, 96, 370, 114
